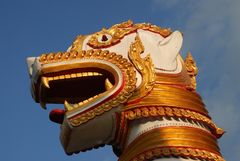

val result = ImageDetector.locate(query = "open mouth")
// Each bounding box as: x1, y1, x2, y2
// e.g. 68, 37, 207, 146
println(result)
38, 66, 120, 124
31, 50, 136, 125
40, 68, 115, 106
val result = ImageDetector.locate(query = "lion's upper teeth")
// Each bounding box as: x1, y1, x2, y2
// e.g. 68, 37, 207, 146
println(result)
53, 76, 60, 80
70, 73, 77, 78
76, 73, 83, 77
65, 74, 71, 79
59, 75, 65, 79
41, 72, 103, 88
42, 77, 50, 88
93, 72, 102, 76
42, 71, 106, 111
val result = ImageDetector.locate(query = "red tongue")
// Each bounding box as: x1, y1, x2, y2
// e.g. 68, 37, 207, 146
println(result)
49, 109, 65, 124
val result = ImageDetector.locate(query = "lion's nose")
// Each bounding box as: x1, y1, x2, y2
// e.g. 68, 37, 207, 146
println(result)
49, 109, 65, 124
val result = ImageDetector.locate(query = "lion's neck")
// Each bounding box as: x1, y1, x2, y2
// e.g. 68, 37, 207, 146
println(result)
116, 75, 224, 161
122, 117, 206, 161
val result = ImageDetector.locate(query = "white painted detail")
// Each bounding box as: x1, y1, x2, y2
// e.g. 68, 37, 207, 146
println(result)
26, 57, 35, 76
26, 57, 41, 83
137, 30, 183, 73
61, 107, 119, 153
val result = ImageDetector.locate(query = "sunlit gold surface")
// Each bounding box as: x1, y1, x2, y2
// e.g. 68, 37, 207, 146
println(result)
118, 127, 225, 161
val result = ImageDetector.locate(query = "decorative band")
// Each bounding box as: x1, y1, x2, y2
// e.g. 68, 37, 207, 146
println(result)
125, 147, 225, 161
124, 106, 224, 138
118, 127, 224, 161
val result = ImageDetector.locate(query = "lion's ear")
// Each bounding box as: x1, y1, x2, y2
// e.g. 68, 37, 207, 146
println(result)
137, 30, 183, 72
158, 30, 183, 60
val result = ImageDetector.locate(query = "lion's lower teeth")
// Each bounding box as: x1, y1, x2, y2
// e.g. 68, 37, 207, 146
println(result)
105, 78, 113, 90
64, 94, 101, 111
64, 100, 74, 111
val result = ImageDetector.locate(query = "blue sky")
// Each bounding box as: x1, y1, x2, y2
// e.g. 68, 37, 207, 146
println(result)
0, 0, 239, 161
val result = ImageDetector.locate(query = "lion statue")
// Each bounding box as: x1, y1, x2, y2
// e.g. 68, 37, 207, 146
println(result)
27, 20, 225, 161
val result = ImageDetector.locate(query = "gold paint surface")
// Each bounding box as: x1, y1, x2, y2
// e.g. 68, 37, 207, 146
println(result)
125, 82, 209, 116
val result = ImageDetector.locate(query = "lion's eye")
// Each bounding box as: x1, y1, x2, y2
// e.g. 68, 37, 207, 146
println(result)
97, 34, 112, 43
